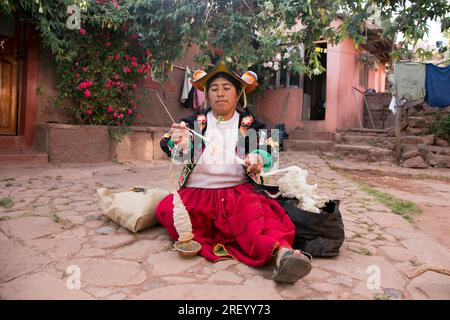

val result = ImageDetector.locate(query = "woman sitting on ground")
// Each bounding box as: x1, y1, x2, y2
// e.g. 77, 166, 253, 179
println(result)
156, 60, 312, 284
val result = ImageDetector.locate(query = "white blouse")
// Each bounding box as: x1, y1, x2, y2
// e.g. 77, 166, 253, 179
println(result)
185, 111, 247, 189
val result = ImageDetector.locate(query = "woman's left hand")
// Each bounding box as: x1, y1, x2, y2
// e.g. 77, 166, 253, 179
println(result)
244, 153, 264, 175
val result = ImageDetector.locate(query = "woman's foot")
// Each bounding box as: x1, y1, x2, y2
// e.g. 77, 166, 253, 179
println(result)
272, 247, 312, 284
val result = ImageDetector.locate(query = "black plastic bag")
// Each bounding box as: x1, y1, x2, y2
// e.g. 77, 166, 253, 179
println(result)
255, 184, 345, 257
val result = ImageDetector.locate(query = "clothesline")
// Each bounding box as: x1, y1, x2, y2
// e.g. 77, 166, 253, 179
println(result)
397, 59, 450, 66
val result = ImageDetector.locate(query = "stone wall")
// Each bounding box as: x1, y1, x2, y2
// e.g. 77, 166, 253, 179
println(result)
110, 126, 170, 162
397, 103, 450, 168
46, 124, 170, 163
47, 124, 111, 163
36, 46, 72, 125
363, 92, 394, 129
35, 45, 201, 129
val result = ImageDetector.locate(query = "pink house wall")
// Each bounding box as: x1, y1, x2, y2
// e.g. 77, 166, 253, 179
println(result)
368, 63, 386, 93
133, 45, 202, 127
254, 33, 386, 132
336, 38, 364, 130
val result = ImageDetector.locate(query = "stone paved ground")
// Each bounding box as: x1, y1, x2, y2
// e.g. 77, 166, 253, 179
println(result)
0, 152, 449, 300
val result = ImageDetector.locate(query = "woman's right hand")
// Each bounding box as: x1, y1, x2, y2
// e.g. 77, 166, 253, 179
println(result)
170, 121, 189, 146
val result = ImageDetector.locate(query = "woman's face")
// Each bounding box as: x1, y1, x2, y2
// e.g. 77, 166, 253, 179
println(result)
207, 77, 239, 116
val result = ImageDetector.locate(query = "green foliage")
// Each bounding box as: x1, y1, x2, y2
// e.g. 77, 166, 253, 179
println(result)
0, 197, 14, 209
427, 114, 450, 141
49, 212, 61, 223
53, 21, 152, 125
1, 0, 449, 100
358, 183, 421, 223
415, 48, 434, 62
373, 294, 390, 300
109, 126, 130, 143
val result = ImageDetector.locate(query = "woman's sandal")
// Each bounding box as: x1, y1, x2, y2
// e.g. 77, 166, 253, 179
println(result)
272, 249, 312, 284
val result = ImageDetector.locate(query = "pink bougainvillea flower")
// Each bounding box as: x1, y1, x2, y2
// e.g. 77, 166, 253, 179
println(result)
113, 74, 120, 80
82, 67, 88, 72
146, 49, 152, 57
113, 112, 118, 119
127, 109, 133, 115
116, 81, 122, 87
111, 81, 116, 86
79, 82, 88, 89
105, 42, 112, 47
83, 90, 91, 97
132, 33, 138, 39
145, 75, 150, 81
86, 80, 93, 87
105, 83, 111, 89
107, 106, 114, 113
124, 55, 130, 60
112, 0, 120, 9
115, 54, 121, 60
86, 109, 93, 115
132, 83, 137, 91
75, 73, 80, 78
123, 66, 131, 73
79, 28, 87, 35
138, 68, 144, 74
119, 113, 124, 119
131, 61, 138, 67
131, 56, 137, 62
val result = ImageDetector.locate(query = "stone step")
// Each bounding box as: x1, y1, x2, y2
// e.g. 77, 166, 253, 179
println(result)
0, 152, 49, 164
407, 116, 427, 128
341, 135, 396, 150
335, 144, 394, 162
428, 145, 450, 155
284, 140, 334, 152
343, 128, 389, 136
402, 144, 450, 156
287, 130, 334, 141
400, 135, 436, 146
0, 136, 29, 153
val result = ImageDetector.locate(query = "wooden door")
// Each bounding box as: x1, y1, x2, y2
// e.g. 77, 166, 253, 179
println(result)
0, 52, 18, 135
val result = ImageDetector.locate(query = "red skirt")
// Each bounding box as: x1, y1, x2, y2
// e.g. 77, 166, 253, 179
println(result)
155, 183, 295, 267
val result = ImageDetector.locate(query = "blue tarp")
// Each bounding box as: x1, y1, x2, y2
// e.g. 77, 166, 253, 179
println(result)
425, 64, 450, 107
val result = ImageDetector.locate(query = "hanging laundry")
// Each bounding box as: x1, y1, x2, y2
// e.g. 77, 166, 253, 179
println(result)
180, 66, 192, 106
393, 62, 425, 101
425, 64, 450, 108
388, 96, 397, 114
193, 88, 205, 112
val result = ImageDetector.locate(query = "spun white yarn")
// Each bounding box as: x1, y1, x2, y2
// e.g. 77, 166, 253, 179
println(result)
262, 166, 326, 213
172, 189, 194, 242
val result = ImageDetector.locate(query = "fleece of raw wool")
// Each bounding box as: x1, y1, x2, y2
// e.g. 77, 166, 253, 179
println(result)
262, 166, 326, 213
